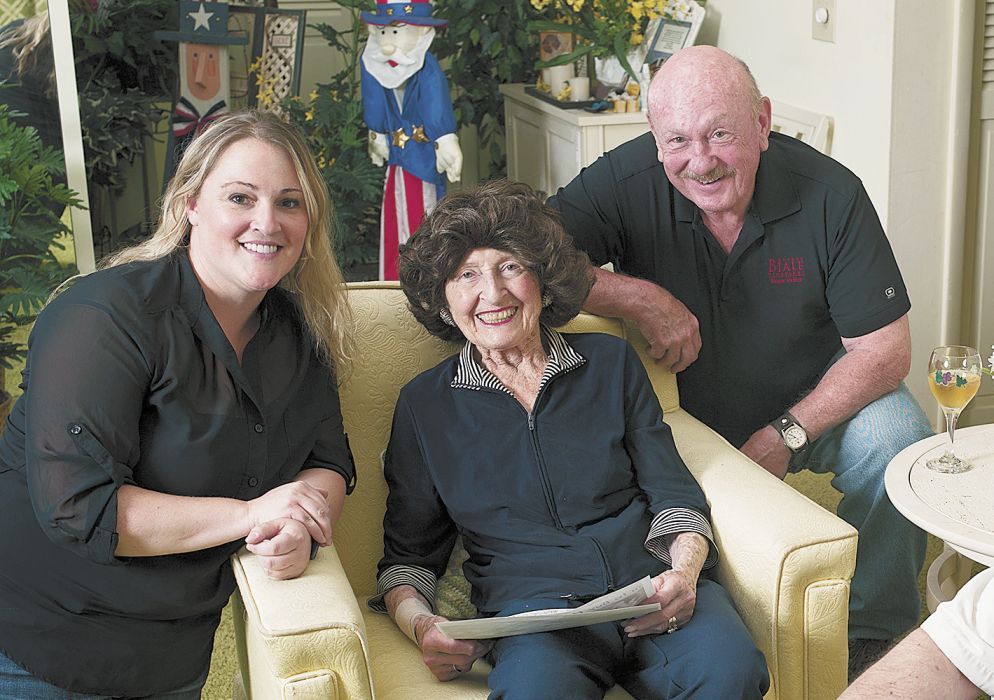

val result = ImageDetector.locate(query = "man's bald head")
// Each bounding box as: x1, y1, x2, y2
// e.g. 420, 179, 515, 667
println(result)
648, 46, 763, 121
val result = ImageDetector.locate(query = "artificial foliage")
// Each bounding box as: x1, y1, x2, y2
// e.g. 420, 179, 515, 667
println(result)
0, 103, 80, 371
433, 0, 541, 177
71, 0, 176, 196
275, 1, 383, 277
528, 0, 704, 82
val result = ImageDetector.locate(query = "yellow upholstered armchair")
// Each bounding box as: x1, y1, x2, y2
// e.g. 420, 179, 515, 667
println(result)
230, 282, 857, 700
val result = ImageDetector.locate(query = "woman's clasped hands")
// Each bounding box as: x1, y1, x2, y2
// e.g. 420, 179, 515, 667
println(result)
244, 481, 332, 580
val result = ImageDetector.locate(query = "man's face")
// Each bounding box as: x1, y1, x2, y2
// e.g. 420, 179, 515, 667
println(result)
648, 59, 771, 220
185, 42, 220, 101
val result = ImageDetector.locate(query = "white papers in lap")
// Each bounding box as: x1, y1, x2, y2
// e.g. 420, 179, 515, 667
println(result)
435, 576, 660, 639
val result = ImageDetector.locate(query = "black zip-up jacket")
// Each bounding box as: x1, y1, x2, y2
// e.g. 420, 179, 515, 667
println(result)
375, 329, 716, 614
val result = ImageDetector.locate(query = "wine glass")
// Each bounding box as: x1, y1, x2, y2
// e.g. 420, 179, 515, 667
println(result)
926, 345, 982, 473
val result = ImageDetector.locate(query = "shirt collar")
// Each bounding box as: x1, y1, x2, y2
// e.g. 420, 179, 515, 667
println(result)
672, 134, 802, 226
176, 251, 208, 327
451, 326, 586, 394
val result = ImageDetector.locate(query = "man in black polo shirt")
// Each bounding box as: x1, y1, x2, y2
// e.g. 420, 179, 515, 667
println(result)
548, 45, 934, 680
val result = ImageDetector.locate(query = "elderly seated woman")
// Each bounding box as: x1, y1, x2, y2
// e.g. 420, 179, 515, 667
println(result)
369, 180, 769, 699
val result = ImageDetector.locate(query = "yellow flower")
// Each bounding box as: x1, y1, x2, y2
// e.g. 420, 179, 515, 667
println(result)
308, 89, 318, 102
305, 107, 315, 122
630, 31, 643, 45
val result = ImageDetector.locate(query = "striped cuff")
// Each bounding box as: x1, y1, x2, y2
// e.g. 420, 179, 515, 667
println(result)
644, 508, 719, 570
367, 564, 438, 613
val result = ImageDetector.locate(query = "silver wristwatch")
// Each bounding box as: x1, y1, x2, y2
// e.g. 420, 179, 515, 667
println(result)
771, 412, 809, 453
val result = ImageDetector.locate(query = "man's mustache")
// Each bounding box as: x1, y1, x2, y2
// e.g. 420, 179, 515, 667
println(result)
678, 165, 736, 184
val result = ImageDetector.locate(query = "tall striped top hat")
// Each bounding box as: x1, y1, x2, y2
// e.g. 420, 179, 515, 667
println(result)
361, 0, 448, 27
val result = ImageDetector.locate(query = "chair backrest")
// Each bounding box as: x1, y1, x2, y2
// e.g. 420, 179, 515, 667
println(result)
770, 99, 833, 155
334, 282, 679, 596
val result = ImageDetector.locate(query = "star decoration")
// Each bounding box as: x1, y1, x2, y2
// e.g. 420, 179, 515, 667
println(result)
189, 2, 214, 32
392, 127, 410, 149
411, 125, 429, 143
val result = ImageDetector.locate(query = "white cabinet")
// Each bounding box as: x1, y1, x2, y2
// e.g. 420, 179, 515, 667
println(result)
499, 84, 650, 196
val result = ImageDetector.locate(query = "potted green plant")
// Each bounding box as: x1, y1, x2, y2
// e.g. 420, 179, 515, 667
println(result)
70, 0, 177, 254
0, 102, 81, 426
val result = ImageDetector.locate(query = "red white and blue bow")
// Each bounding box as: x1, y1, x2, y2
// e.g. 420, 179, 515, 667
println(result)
171, 97, 227, 138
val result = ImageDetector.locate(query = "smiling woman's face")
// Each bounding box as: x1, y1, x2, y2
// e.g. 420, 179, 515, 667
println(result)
185, 137, 308, 307
443, 247, 543, 353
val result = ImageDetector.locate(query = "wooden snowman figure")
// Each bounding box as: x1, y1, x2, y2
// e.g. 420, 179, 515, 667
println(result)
361, 0, 462, 281
157, 1, 247, 183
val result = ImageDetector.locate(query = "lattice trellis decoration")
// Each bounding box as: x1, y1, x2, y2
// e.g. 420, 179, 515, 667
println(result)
0, 0, 42, 27
255, 13, 300, 117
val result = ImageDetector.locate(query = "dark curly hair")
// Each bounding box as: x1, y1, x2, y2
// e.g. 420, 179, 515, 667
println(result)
398, 179, 594, 342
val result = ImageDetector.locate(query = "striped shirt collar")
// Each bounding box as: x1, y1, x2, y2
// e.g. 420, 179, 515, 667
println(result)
451, 326, 586, 394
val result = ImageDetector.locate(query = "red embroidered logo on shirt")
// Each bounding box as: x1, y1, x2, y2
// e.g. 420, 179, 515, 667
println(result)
768, 257, 805, 285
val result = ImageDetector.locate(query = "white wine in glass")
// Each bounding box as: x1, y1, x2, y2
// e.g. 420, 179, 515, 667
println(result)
926, 345, 982, 473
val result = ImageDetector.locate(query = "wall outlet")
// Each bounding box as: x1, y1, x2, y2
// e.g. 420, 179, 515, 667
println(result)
812, 0, 836, 43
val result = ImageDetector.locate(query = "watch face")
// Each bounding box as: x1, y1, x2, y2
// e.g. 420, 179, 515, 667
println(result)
783, 425, 807, 450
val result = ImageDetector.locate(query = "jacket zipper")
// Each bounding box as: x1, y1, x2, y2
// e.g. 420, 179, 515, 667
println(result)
527, 405, 565, 531
589, 537, 615, 591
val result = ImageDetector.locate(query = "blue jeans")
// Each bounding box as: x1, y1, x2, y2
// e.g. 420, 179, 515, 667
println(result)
788, 380, 933, 641
0, 648, 206, 700
486, 579, 769, 699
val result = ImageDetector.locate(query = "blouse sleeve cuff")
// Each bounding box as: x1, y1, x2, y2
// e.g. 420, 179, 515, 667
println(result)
367, 564, 439, 613
644, 507, 719, 570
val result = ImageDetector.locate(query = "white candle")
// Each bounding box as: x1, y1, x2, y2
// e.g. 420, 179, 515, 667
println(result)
542, 64, 575, 97
570, 76, 590, 101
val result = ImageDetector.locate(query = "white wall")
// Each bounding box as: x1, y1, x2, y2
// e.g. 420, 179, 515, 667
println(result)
700, 0, 967, 420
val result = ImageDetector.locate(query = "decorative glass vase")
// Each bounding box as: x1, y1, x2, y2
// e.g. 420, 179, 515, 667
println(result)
593, 47, 646, 92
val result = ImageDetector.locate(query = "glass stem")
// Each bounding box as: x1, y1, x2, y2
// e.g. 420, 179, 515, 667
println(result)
943, 408, 961, 455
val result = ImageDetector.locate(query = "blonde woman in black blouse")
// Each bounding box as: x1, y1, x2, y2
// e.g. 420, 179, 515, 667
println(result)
0, 111, 355, 698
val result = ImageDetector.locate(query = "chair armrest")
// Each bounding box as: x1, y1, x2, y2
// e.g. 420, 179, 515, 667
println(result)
231, 544, 375, 700
666, 410, 857, 700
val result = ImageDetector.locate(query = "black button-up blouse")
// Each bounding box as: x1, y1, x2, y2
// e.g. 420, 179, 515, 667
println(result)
0, 253, 355, 696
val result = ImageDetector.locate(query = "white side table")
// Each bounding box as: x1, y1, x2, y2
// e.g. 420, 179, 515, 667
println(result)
884, 424, 994, 611
499, 84, 650, 196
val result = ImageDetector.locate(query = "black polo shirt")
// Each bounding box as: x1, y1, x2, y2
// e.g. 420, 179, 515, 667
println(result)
549, 132, 910, 447
0, 253, 355, 696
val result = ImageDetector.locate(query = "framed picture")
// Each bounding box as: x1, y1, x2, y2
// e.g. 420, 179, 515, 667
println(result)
539, 31, 573, 64
227, 6, 306, 113
643, 2, 705, 64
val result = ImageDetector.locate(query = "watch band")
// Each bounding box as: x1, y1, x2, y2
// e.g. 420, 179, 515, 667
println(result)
771, 411, 808, 453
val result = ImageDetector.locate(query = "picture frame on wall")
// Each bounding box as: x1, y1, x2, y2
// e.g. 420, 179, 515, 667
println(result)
227, 6, 306, 112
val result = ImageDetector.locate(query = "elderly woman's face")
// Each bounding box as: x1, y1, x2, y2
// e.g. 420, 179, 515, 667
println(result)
444, 247, 543, 352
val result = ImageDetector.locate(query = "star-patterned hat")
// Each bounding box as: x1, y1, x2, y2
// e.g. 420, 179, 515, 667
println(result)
361, 0, 448, 27
155, 1, 248, 45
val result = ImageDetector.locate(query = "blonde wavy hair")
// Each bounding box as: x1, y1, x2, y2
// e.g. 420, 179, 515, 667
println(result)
0, 12, 56, 97
102, 110, 354, 373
